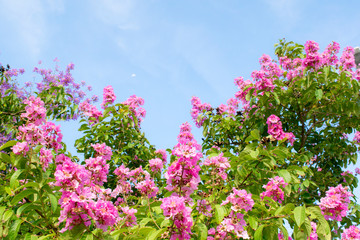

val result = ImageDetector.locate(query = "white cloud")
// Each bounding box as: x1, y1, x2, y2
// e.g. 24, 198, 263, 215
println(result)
90, 0, 138, 30
0, 0, 64, 58
263, 0, 304, 22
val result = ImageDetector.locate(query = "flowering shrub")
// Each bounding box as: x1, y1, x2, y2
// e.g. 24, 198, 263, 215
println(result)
0, 40, 360, 240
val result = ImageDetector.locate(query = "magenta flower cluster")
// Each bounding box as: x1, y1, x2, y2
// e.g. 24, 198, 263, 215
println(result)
208, 188, 253, 239
267, 115, 295, 145
122, 95, 146, 124
55, 143, 118, 232
101, 85, 116, 109
12, 96, 63, 170
160, 196, 193, 240
260, 176, 288, 203
165, 122, 202, 198
203, 153, 230, 180
190, 96, 212, 127
319, 184, 353, 221
341, 225, 360, 240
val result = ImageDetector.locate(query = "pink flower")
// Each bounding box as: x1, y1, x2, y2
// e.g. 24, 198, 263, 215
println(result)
221, 188, 254, 212
155, 149, 167, 164
101, 85, 116, 108
161, 196, 193, 240
12, 142, 29, 155
196, 200, 212, 217
91, 143, 112, 161
39, 148, 53, 171
91, 200, 118, 231
20, 96, 46, 126
260, 176, 288, 203
319, 184, 353, 221
119, 206, 137, 227
149, 158, 163, 172
341, 225, 360, 240
190, 96, 212, 127
203, 153, 230, 180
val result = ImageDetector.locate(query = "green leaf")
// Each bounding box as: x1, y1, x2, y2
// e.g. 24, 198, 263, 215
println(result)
145, 229, 166, 240
254, 225, 265, 240
8, 219, 22, 240
214, 205, 227, 224
11, 189, 37, 205
48, 193, 58, 213
196, 223, 208, 240
294, 206, 306, 227
10, 169, 24, 189
278, 170, 291, 183
248, 216, 258, 230
0, 140, 17, 151
315, 89, 323, 101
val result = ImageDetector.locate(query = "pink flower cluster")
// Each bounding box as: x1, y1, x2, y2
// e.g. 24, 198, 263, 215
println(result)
221, 188, 254, 212
85, 144, 112, 185
207, 212, 249, 240
308, 222, 318, 240
190, 96, 212, 127
149, 158, 163, 173
12, 97, 63, 170
79, 99, 103, 123
165, 122, 202, 197
196, 199, 212, 217
33, 60, 94, 116
155, 149, 167, 164
203, 153, 230, 180
354, 131, 360, 144
218, 97, 239, 117
119, 206, 137, 227
160, 196, 193, 240
55, 143, 119, 232
267, 115, 295, 145
260, 176, 288, 203
112, 165, 158, 199
319, 184, 353, 221
122, 95, 146, 124
21, 96, 46, 125
207, 188, 254, 239
341, 225, 360, 240
101, 85, 116, 109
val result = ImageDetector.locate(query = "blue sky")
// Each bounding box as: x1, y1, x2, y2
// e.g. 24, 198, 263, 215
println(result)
1, 0, 360, 172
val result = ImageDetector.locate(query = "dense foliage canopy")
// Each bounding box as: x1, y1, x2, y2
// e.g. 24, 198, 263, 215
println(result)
0, 40, 359, 240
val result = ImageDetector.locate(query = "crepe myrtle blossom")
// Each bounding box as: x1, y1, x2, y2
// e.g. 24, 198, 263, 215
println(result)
39, 148, 53, 171
149, 158, 163, 173
79, 99, 103, 123
221, 188, 254, 212
165, 122, 201, 197
160, 196, 193, 240
119, 206, 137, 227
91, 143, 112, 161
21, 96, 46, 126
91, 200, 119, 231
203, 153, 230, 180
12, 142, 29, 156
341, 225, 360, 240
155, 149, 167, 164
207, 211, 249, 239
308, 222, 318, 240
260, 176, 288, 203
319, 184, 353, 221
354, 131, 360, 144
122, 95, 146, 123
190, 96, 212, 127
196, 199, 212, 217
267, 115, 295, 145
101, 85, 116, 108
